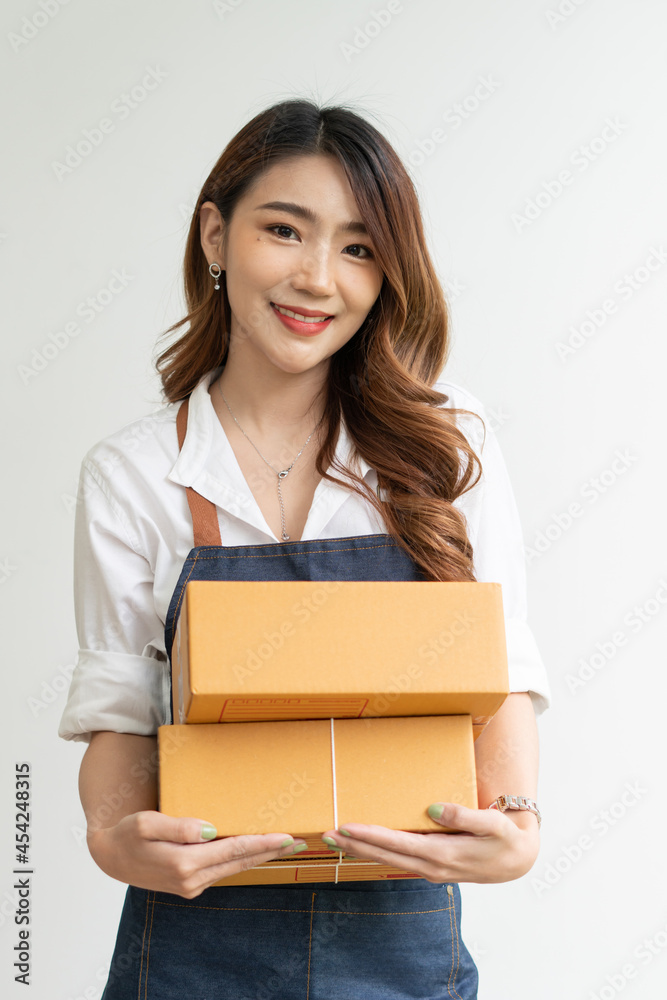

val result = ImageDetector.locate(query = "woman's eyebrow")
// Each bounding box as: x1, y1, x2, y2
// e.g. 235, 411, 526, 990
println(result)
254, 201, 369, 236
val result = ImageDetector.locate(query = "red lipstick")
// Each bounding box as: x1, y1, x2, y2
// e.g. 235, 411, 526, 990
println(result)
270, 302, 334, 336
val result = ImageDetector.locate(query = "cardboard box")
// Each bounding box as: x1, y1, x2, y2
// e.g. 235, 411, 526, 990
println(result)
172, 580, 509, 738
158, 714, 477, 885
206, 859, 422, 886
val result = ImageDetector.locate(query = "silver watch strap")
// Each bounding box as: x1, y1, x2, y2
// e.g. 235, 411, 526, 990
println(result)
488, 794, 542, 828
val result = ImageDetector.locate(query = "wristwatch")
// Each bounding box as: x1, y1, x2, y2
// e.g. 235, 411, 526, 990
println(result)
487, 794, 542, 828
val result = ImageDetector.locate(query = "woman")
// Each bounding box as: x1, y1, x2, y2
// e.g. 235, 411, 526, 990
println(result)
59, 98, 551, 999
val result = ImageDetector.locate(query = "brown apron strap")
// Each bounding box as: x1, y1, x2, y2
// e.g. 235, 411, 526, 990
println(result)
176, 398, 222, 547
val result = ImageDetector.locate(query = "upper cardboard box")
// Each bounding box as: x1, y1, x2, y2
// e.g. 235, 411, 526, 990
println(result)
172, 580, 509, 736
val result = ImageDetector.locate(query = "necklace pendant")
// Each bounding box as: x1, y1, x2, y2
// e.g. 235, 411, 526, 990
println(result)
282, 531, 290, 541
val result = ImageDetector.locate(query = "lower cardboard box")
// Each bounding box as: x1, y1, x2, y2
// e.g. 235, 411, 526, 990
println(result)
158, 714, 477, 886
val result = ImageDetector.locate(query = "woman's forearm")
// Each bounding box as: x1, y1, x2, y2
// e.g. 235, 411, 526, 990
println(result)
79, 731, 159, 833
474, 692, 540, 832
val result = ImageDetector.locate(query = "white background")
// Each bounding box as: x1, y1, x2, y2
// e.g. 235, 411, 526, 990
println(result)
2, 1, 666, 997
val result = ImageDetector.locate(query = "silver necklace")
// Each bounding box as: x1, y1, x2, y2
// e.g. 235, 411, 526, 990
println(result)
218, 382, 322, 541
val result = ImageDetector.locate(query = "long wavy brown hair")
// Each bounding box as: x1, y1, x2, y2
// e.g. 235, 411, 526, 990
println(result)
155, 98, 486, 581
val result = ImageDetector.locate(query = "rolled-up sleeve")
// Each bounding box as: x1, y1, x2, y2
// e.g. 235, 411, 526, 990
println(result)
57, 458, 170, 743
454, 395, 552, 716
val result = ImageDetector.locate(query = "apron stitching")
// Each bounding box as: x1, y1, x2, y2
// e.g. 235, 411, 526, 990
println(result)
310, 906, 455, 916
447, 896, 464, 1000
150, 900, 455, 916
151, 903, 313, 912
143, 891, 157, 999
170, 549, 202, 647
136, 891, 151, 1000
305, 892, 316, 1000
180, 542, 397, 561
187, 532, 395, 550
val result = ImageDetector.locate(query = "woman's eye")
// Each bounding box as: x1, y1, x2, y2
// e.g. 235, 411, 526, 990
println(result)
267, 224, 297, 239
344, 244, 374, 260
266, 225, 374, 260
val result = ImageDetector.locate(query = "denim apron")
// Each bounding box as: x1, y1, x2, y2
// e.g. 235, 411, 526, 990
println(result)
100, 398, 480, 1000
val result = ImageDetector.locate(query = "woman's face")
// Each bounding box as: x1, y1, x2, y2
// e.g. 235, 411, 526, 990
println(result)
199, 154, 384, 377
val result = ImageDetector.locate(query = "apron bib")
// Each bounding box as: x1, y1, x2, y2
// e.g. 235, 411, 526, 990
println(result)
100, 399, 480, 999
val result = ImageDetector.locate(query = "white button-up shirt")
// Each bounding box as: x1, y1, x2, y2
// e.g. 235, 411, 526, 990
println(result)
58, 367, 552, 743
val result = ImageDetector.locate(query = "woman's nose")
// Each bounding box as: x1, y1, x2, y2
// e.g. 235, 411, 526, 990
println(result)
291, 248, 337, 297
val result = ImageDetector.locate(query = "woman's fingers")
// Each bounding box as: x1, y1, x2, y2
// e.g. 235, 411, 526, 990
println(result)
317, 807, 533, 884
323, 804, 502, 852
88, 811, 309, 896
195, 831, 308, 866
196, 839, 309, 890
320, 827, 443, 882
127, 810, 303, 851
425, 802, 504, 835
129, 809, 221, 844
162, 831, 309, 896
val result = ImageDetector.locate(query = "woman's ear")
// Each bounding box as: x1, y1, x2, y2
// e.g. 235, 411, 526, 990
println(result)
199, 201, 226, 270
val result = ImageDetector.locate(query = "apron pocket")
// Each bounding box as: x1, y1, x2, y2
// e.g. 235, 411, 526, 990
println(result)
308, 882, 479, 1000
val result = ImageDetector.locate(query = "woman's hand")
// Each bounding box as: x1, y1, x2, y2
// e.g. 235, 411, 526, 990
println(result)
321, 801, 540, 884
87, 810, 307, 898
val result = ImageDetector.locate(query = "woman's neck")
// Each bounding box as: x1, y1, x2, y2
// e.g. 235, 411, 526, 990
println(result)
210, 351, 328, 442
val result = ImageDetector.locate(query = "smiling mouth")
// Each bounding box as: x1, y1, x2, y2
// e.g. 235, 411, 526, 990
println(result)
270, 302, 334, 323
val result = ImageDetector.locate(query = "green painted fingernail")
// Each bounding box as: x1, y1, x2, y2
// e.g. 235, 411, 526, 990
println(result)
201, 823, 217, 840
322, 836, 339, 848
339, 829, 351, 836
285, 842, 308, 855
427, 803, 445, 820
280, 837, 294, 848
